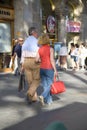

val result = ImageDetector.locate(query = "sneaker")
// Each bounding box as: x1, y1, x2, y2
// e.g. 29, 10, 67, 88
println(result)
47, 102, 51, 106
38, 96, 45, 106
46, 101, 53, 106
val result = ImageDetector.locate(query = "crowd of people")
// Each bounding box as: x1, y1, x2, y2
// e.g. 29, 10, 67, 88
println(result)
10, 26, 87, 107
68, 42, 87, 71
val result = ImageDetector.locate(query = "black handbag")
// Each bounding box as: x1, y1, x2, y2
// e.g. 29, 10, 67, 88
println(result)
18, 73, 26, 92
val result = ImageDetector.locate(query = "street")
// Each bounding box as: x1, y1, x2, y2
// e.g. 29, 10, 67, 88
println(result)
0, 69, 87, 130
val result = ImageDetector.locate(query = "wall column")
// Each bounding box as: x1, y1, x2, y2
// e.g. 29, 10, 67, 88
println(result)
14, 0, 42, 38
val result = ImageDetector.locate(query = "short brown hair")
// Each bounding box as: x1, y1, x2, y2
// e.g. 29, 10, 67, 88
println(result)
38, 33, 50, 45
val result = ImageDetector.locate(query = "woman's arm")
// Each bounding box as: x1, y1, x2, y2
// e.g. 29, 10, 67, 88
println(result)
35, 52, 41, 63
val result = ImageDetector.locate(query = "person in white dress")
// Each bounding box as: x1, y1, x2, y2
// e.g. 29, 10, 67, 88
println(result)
79, 43, 87, 70
59, 43, 68, 70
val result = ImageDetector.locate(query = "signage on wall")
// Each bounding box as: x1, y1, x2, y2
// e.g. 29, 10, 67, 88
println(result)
0, 7, 14, 20
66, 21, 81, 33
47, 15, 55, 33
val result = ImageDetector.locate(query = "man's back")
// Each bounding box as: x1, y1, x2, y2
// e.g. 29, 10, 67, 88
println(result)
20, 27, 40, 103
22, 35, 38, 52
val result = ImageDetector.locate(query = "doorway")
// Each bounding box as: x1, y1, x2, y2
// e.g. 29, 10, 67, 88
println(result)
0, 22, 12, 72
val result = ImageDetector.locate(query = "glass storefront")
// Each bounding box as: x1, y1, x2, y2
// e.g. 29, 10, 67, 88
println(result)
0, 0, 14, 72
0, 22, 11, 70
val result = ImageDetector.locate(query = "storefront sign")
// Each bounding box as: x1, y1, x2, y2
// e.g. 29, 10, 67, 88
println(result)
66, 21, 81, 33
0, 7, 14, 20
47, 15, 55, 33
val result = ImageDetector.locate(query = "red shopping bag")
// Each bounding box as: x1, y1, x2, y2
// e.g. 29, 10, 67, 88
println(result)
50, 76, 66, 94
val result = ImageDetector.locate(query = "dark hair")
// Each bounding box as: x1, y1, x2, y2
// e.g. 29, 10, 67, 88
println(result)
71, 43, 75, 47
28, 27, 37, 35
81, 42, 85, 47
75, 44, 79, 48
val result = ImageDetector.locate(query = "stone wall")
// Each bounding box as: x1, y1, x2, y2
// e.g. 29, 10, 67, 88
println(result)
14, 0, 42, 39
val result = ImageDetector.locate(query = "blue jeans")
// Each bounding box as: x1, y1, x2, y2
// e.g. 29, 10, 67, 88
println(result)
40, 68, 54, 104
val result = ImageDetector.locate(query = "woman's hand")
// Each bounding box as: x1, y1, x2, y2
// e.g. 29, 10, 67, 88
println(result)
54, 70, 58, 78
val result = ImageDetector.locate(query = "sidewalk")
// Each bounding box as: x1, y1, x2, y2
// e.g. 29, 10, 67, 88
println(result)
0, 69, 87, 130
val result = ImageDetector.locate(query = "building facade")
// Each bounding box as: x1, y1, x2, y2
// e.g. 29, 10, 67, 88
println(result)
0, 0, 42, 72
0, 0, 87, 72
41, 0, 87, 44
55, 0, 87, 45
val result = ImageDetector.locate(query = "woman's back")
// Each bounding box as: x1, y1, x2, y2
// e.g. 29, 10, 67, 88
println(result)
39, 45, 53, 69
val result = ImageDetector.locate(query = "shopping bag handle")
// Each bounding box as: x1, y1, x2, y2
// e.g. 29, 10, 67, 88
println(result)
54, 75, 59, 82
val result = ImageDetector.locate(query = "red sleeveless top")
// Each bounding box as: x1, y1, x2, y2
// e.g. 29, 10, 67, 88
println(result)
38, 45, 53, 69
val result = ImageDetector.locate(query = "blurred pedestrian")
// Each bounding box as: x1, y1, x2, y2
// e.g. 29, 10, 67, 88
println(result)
21, 27, 40, 103
74, 44, 80, 71
69, 43, 76, 69
9, 38, 18, 74
14, 37, 24, 75
79, 43, 87, 70
36, 33, 58, 105
58, 43, 68, 70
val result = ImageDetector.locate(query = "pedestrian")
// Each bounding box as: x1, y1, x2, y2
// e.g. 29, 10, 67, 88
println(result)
9, 38, 18, 74
14, 37, 24, 75
74, 44, 80, 71
79, 42, 87, 70
35, 33, 58, 106
68, 43, 76, 69
58, 43, 68, 70
21, 27, 40, 103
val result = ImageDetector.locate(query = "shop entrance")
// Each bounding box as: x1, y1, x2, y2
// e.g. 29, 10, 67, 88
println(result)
0, 5, 14, 72
0, 22, 12, 72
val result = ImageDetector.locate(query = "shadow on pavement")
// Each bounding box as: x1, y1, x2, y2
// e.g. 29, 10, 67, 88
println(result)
64, 70, 87, 84
0, 73, 87, 130
3, 102, 87, 130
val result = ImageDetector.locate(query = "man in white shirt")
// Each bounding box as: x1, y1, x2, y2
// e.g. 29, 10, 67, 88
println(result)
21, 27, 40, 103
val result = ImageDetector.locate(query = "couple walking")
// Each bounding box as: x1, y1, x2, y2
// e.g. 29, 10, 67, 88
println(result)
21, 27, 58, 106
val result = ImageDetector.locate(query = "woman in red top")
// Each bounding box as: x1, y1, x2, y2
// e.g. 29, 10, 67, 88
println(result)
36, 33, 58, 105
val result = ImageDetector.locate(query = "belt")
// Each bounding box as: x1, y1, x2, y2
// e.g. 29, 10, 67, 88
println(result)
25, 57, 35, 59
